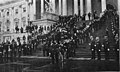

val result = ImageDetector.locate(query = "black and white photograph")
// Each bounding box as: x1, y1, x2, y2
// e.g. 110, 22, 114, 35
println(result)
0, 0, 119, 72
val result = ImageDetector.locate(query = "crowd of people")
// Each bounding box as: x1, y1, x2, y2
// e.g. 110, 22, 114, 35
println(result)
0, 38, 38, 63
0, 5, 119, 64
39, 7, 119, 63
89, 35, 119, 61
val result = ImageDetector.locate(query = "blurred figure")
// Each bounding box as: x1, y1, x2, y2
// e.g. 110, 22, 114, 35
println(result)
95, 37, 102, 60
0, 44, 3, 63
20, 27, 23, 33
17, 40, 21, 60
89, 36, 96, 60
88, 12, 91, 20
114, 34, 119, 61
4, 40, 10, 62
10, 39, 17, 62
103, 36, 110, 60
22, 41, 27, 56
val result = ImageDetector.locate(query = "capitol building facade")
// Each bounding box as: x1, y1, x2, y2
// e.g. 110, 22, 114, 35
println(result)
0, 0, 119, 43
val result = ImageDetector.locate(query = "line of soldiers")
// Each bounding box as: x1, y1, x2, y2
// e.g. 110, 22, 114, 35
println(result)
0, 39, 37, 63
89, 35, 119, 61
43, 37, 77, 64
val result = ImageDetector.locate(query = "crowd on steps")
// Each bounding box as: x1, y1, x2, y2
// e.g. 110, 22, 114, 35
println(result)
0, 6, 119, 64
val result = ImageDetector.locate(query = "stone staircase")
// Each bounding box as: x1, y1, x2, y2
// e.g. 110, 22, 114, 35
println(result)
75, 11, 117, 59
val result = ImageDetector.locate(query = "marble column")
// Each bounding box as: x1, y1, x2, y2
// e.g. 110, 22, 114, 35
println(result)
59, 0, 62, 15
62, 0, 67, 16
118, 0, 120, 40
80, 0, 84, 16
118, 0, 120, 14
74, 0, 78, 15
86, 0, 92, 20
41, 0, 44, 18
51, 0, 55, 13
33, 0, 36, 19
101, 0, 106, 12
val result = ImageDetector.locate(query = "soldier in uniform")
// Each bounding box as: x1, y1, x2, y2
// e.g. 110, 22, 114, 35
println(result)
46, 41, 50, 56
27, 43, 30, 55
10, 39, 17, 62
89, 36, 96, 60
95, 37, 102, 60
50, 41, 55, 64
17, 41, 22, 59
54, 42, 59, 64
0, 44, 3, 63
65, 41, 70, 59
103, 36, 110, 60
2, 42, 5, 62
43, 42, 47, 56
71, 39, 75, 57
114, 34, 119, 61
59, 41, 65, 62
29, 42, 32, 55
4, 40, 10, 62
63, 40, 68, 59
54, 46, 59, 63
23, 42, 27, 56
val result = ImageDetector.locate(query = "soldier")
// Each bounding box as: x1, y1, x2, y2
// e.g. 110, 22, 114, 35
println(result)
114, 34, 119, 61
46, 41, 50, 56
95, 37, 102, 60
17, 41, 22, 59
0, 44, 3, 63
29, 42, 32, 55
4, 40, 9, 62
10, 39, 17, 62
27, 43, 30, 55
54, 48, 59, 63
59, 41, 65, 62
23, 42, 27, 56
50, 41, 55, 64
103, 36, 110, 60
65, 41, 70, 59
54, 43, 59, 64
70, 39, 75, 57
43, 42, 47, 56
89, 36, 96, 60
4, 40, 10, 62
63, 40, 68, 59
2, 42, 5, 62
73, 38, 77, 56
